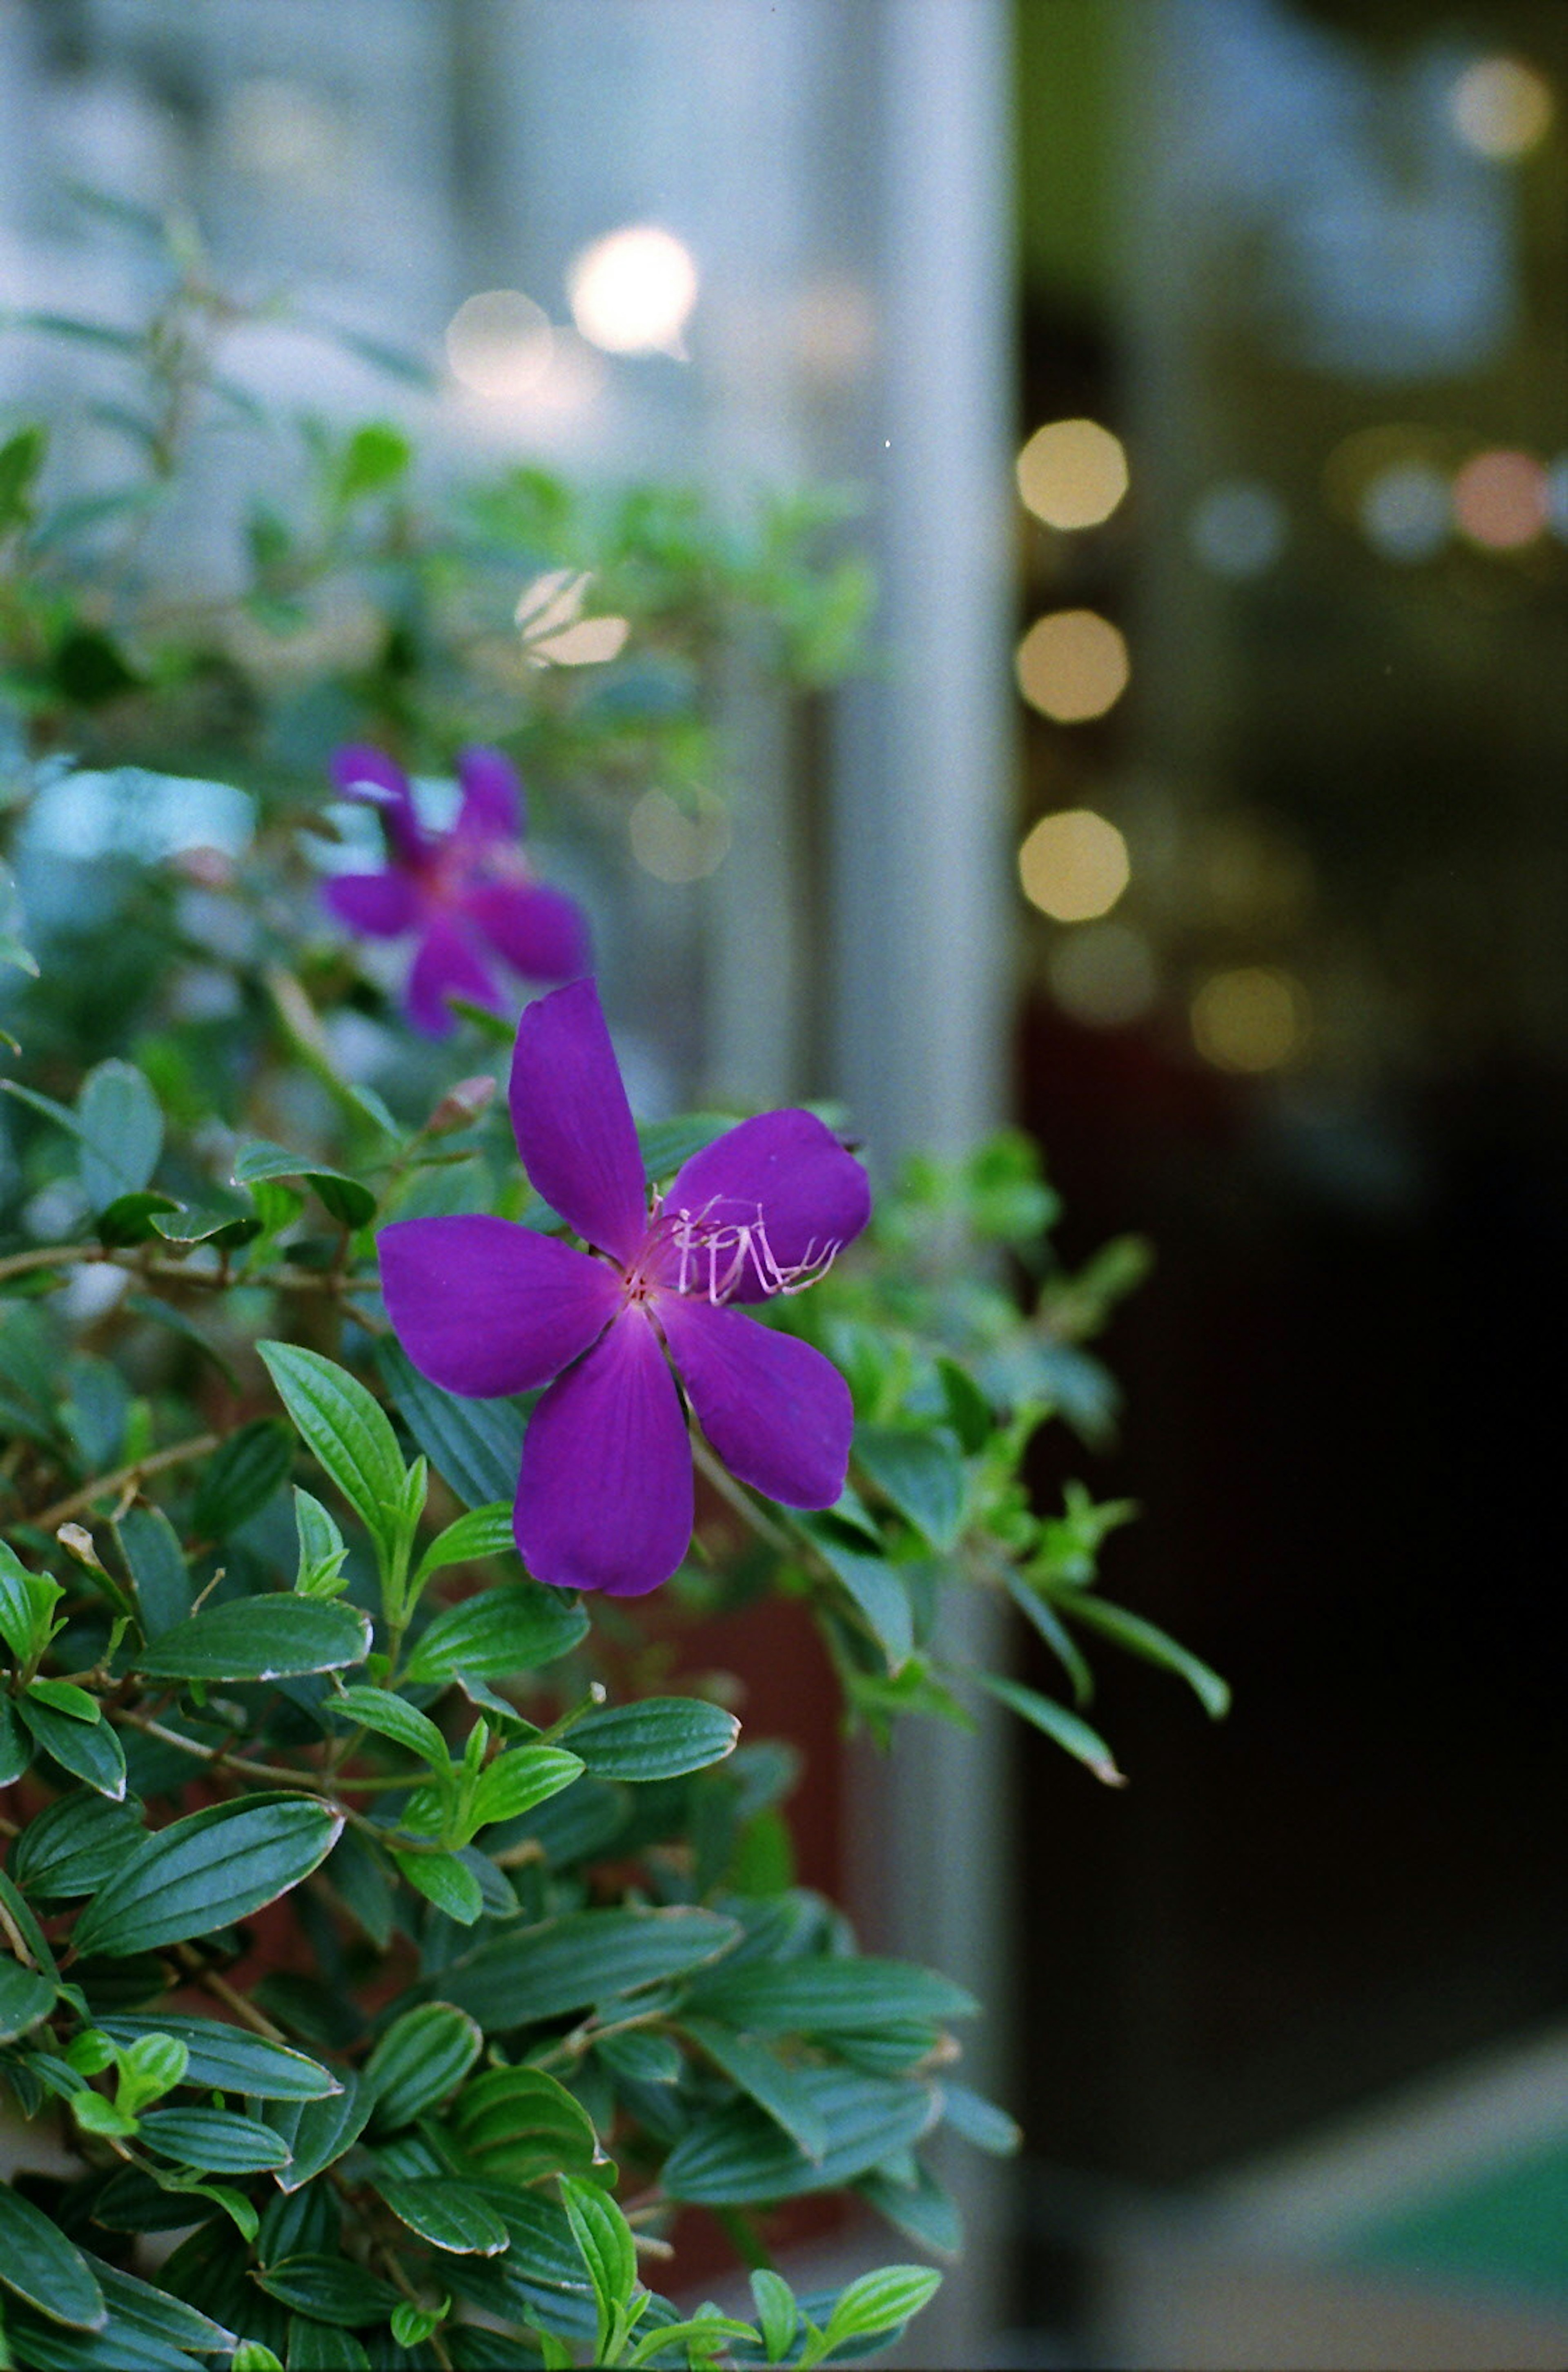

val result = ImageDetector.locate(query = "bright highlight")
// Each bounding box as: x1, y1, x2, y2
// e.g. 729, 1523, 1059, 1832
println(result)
1018, 809, 1130, 924
568, 225, 699, 356
1451, 449, 1550, 550
1449, 56, 1554, 160
1016, 610, 1130, 723
1016, 418, 1129, 531
445, 290, 555, 401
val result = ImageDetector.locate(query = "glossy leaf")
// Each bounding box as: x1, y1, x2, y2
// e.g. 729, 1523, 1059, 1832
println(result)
139, 1596, 370, 1683
750, 2269, 798, 2364
378, 2176, 509, 2255
570, 1698, 740, 1783
450, 2064, 601, 2186
811, 1536, 914, 1674
292, 1488, 348, 1599
9, 1791, 141, 1897
0, 1540, 60, 1661
0, 2185, 107, 2328
0, 1697, 30, 1786
95, 1188, 183, 1247
389, 1846, 485, 1924
115, 1505, 191, 1638
377, 1339, 524, 1509
1064, 1593, 1232, 1719
0, 1955, 56, 2040
559, 2174, 638, 2363
139, 2105, 292, 2173
854, 1425, 966, 1551
233, 1141, 376, 1228
689, 1954, 976, 2035
683, 2017, 829, 2161
410, 1500, 515, 1590
365, 2001, 482, 2128
811, 2266, 942, 2365
469, 1743, 584, 1828
435, 1906, 741, 2031
18, 1697, 127, 1800
662, 2070, 938, 2205
71, 1795, 343, 1957
264, 2069, 371, 2191
190, 1420, 294, 1540
976, 1672, 1126, 1786
253, 2256, 399, 2327
77, 1059, 163, 1211
257, 1342, 405, 1556
97, 2015, 339, 2101
403, 1579, 588, 1685
330, 1684, 448, 1768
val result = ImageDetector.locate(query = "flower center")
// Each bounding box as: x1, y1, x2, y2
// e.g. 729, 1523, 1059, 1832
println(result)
659, 1194, 842, 1305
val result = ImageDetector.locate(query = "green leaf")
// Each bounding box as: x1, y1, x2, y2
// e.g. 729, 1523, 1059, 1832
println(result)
1002, 1567, 1095, 1706
595, 2029, 682, 2086
689, 1955, 975, 2035
403, 1580, 588, 1685
114, 2031, 189, 2113
0, 422, 47, 531
749, 2268, 797, 2364
389, 1847, 485, 1925
469, 1743, 584, 1829
811, 2267, 942, 2365
377, 1340, 524, 1510
856, 2158, 963, 2256
976, 1672, 1126, 1786
410, 1500, 515, 1590
434, 1907, 741, 2031
257, 1341, 405, 1557
623, 2311, 761, 2368
940, 2078, 1021, 2155
0, 2185, 106, 2327
636, 1113, 735, 1182
662, 2070, 938, 2205
0, 1697, 31, 1786
71, 1795, 343, 1957
810, 1535, 914, 1674
25, 1677, 100, 1721
18, 1697, 127, 1800
76, 1059, 163, 1210
559, 2173, 637, 2363
570, 1698, 739, 1783
330, 1684, 448, 1768
95, 1188, 183, 1247
190, 1420, 295, 1540
1063, 1594, 1231, 1718
292, 1488, 349, 1600
854, 1425, 966, 1551
0, 1540, 62, 1661
378, 2174, 508, 2255
936, 1356, 992, 1455
253, 2255, 400, 2327
682, 2018, 829, 2161
285, 2321, 368, 2371
365, 2001, 482, 2128
450, 2065, 601, 2187
336, 420, 411, 503
233, 1142, 375, 1228
82, 2253, 234, 2354
114, 1506, 191, 1638
148, 1202, 262, 1248
9, 1791, 141, 1897
139, 2104, 292, 2173
0, 1955, 56, 2040
263, 2069, 371, 2190
138, 1596, 371, 1683
97, 2015, 339, 2100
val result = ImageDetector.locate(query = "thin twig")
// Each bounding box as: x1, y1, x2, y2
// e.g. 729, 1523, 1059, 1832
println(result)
26, 1432, 221, 1533
0, 1242, 104, 1284
691, 1437, 793, 1552
172, 1943, 292, 2042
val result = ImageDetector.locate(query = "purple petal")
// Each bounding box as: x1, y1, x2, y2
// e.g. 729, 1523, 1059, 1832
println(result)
658, 1297, 852, 1509
454, 746, 525, 844
508, 979, 647, 1264
406, 917, 503, 1037
657, 1111, 871, 1303
380, 1215, 620, 1397
515, 1309, 693, 1595
331, 744, 424, 863
462, 878, 589, 983
322, 869, 421, 939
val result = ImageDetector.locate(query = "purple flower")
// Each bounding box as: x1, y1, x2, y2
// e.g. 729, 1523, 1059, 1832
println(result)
323, 744, 589, 1036
379, 978, 871, 1596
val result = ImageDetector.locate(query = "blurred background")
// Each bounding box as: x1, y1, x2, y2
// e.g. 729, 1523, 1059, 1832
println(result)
3, 0, 1566, 2363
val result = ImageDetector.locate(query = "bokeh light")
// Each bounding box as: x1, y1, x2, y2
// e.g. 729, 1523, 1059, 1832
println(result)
1448, 55, 1554, 161
1048, 921, 1158, 1027
568, 225, 699, 356
629, 787, 730, 883
1018, 809, 1130, 923
1016, 610, 1130, 723
1190, 966, 1308, 1072
1016, 418, 1129, 531
1188, 479, 1288, 578
445, 290, 555, 400
1451, 448, 1550, 550
1359, 462, 1452, 562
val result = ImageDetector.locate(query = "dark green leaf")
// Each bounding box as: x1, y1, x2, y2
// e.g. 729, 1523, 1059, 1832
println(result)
0, 2186, 106, 2327
19, 1698, 127, 1800
637, 1114, 735, 1183
138, 1595, 370, 1683
559, 2174, 637, 2362
855, 2160, 962, 2256
1064, 1594, 1231, 1718
77, 1060, 163, 1210
976, 1672, 1125, 1785
662, 2070, 938, 2205
0, 1697, 33, 1786
253, 2256, 399, 2327
0, 1954, 56, 2039
570, 1698, 739, 1782
403, 1580, 587, 1685
854, 1426, 966, 1551
817, 2266, 942, 2357
377, 2175, 509, 2254
191, 1420, 295, 1540
264, 2069, 371, 2190
285, 2317, 369, 2371
388, 1847, 483, 1925
233, 1143, 376, 1230
96, 1190, 183, 1247
0, 423, 47, 530
71, 1795, 343, 1957
83, 2255, 234, 2354
148, 1204, 261, 1249
115, 1506, 191, 1638
595, 2030, 682, 2086
936, 1357, 992, 1456
810, 1534, 914, 1674
940, 2078, 1021, 2155
97, 2015, 339, 2100
450, 2064, 601, 2187
329, 1685, 447, 1767
434, 1907, 740, 2031
682, 2017, 828, 2161
365, 2001, 481, 2128
410, 1500, 515, 1589
9, 1791, 141, 1896
0, 1540, 61, 1662
376, 1339, 524, 1510
54, 623, 143, 703
689, 1955, 975, 2035
139, 2105, 292, 2173
469, 1743, 583, 1828
256, 1342, 405, 1553
1002, 1567, 1095, 1705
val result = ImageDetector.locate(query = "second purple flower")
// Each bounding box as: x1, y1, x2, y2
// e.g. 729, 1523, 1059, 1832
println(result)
323, 743, 589, 1035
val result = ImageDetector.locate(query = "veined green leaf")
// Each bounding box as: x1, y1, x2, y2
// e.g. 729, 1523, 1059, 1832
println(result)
114, 1505, 191, 1639
388, 1846, 484, 1925
264, 2069, 370, 2190
8, 1790, 141, 1897
410, 1500, 515, 1589
450, 2064, 601, 2187
233, 1141, 375, 1228
433, 1906, 741, 2031
18, 1697, 126, 1800
0, 1539, 62, 1662
0, 2185, 106, 2328
559, 2174, 638, 2364
139, 2104, 291, 2174
190, 1419, 294, 1540
253, 2255, 399, 2326
0, 1955, 56, 2041
97, 2015, 339, 2101
71, 1795, 343, 1957
854, 1425, 966, 1551
682, 2017, 828, 2161
330, 1684, 448, 1768
365, 2000, 482, 2128
377, 2176, 509, 2256
138, 1595, 370, 1683
810, 1534, 914, 1674
377, 1339, 523, 1509
257, 1342, 405, 1557
76, 1059, 163, 1211
403, 1579, 587, 1685
810, 2266, 942, 2366
939, 2078, 1021, 2156
750, 2268, 798, 2364
1063, 1594, 1231, 1718
976, 1672, 1126, 1785
662, 2069, 938, 2205
688, 1954, 976, 2035
469, 1743, 583, 1828
570, 1697, 739, 1782
292, 1487, 349, 1600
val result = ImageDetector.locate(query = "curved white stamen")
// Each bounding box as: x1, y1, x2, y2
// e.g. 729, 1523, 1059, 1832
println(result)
665, 1195, 842, 1306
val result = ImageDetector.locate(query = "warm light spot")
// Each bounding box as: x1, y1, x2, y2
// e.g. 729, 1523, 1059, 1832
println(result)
568, 225, 699, 357
1451, 448, 1550, 549
1016, 611, 1129, 723
1449, 56, 1554, 161
515, 570, 629, 666
445, 290, 555, 401
1018, 809, 1130, 923
1048, 922, 1158, 1027
1191, 967, 1307, 1072
1359, 461, 1452, 562
1188, 480, 1287, 578
629, 787, 730, 883
1016, 418, 1129, 531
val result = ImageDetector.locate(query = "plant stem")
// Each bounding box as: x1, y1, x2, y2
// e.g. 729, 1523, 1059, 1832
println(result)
25, 1432, 222, 1533
172, 1944, 292, 2042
